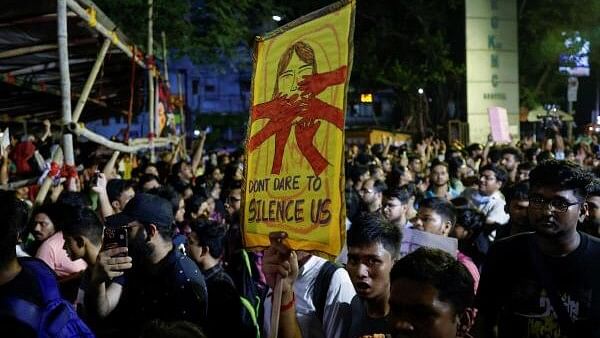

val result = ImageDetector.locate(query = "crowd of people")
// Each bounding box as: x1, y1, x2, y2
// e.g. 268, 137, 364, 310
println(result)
1, 123, 600, 338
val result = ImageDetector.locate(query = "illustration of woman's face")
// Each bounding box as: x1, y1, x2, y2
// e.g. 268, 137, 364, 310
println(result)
277, 52, 313, 97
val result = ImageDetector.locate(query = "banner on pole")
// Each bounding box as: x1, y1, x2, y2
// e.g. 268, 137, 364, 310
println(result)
243, 0, 355, 257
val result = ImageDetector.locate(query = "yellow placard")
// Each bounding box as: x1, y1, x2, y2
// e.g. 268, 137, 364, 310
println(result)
243, 0, 355, 258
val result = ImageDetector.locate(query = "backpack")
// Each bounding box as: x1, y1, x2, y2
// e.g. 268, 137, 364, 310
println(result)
234, 250, 268, 338
0, 258, 94, 338
312, 260, 342, 324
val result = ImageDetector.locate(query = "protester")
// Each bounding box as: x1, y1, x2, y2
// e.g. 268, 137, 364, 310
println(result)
346, 214, 401, 337
388, 247, 475, 338
474, 160, 600, 337
88, 193, 208, 336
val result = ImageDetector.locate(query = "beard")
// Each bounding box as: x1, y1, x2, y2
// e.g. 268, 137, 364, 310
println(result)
128, 228, 153, 263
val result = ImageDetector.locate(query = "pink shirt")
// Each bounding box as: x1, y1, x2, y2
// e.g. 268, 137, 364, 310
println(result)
36, 231, 87, 279
458, 251, 480, 292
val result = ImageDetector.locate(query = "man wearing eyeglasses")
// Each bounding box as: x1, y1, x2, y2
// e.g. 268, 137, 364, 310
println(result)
358, 178, 387, 215
473, 160, 600, 338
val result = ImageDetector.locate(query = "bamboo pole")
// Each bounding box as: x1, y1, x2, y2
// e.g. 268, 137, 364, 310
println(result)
72, 38, 112, 123
57, 0, 75, 167
35, 147, 63, 207
69, 123, 175, 153
148, 0, 156, 163
161, 31, 169, 88
0, 44, 60, 59
177, 71, 187, 154
65, 0, 145, 68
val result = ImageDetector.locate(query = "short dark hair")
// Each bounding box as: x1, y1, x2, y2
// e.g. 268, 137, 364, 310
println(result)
390, 247, 474, 315
371, 179, 387, 193
504, 180, 530, 205
384, 187, 412, 204
351, 164, 369, 183
501, 146, 523, 162
347, 214, 402, 258
529, 160, 594, 200
0, 191, 29, 267
30, 204, 58, 231
139, 173, 160, 189
479, 164, 508, 185
148, 186, 182, 217
106, 179, 134, 203
455, 207, 485, 236
62, 207, 104, 246
419, 197, 456, 226
517, 161, 535, 172
189, 219, 226, 259
587, 178, 600, 197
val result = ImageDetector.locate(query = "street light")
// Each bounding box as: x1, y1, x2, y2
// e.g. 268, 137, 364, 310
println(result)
417, 88, 424, 95
272, 15, 282, 22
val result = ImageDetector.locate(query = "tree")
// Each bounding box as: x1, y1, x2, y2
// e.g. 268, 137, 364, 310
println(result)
518, 0, 600, 110
95, 0, 278, 65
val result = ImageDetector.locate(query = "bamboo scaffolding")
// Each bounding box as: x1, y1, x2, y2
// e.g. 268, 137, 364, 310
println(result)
72, 38, 111, 123
35, 147, 64, 207
69, 123, 176, 153
58, 0, 75, 167
161, 31, 169, 88
65, 0, 146, 68
147, 0, 156, 163
0, 178, 39, 191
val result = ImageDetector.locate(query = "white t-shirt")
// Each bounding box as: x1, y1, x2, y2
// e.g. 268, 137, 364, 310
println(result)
263, 255, 356, 338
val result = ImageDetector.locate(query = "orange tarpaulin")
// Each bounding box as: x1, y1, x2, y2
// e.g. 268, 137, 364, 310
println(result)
243, 0, 355, 257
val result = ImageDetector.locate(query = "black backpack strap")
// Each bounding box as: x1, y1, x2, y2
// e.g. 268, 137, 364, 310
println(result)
312, 261, 340, 324
528, 237, 575, 337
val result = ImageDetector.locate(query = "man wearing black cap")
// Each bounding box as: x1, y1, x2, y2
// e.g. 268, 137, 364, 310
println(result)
88, 193, 208, 336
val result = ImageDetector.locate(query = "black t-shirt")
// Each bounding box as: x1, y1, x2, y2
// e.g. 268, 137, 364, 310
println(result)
476, 232, 600, 338
203, 264, 244, 337
120, 249, 208, 335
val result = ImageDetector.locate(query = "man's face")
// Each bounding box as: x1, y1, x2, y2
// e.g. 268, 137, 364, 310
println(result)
175, 198, 185, 223
478, 170, 502, 196
389, 278, 459, 338
32, 213, 56, 241
346, 242, 394, 300
384, 197, 407, 225
400, 170, 414, 186
186, 231, 203, 264
528, 185, 585, 239
413, 208, 451, 237
127, 221, 151, 261
226, 188, 242, 215
501, 154, 519, 172
63, 235, 84, 261
586, 195, 600, 234
383, 159, 393, 173
508, 199, 529, 227
430, 165, 449, 187
409, 159, 422, 173
372, 167, 386, 181
212, 168, 224, 182
359, 179, 379, 206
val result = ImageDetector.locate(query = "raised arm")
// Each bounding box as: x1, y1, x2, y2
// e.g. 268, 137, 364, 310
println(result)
191, 131, 207, 175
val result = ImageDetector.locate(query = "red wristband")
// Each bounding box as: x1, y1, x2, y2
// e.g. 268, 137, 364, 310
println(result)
280, 292, 295, 312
